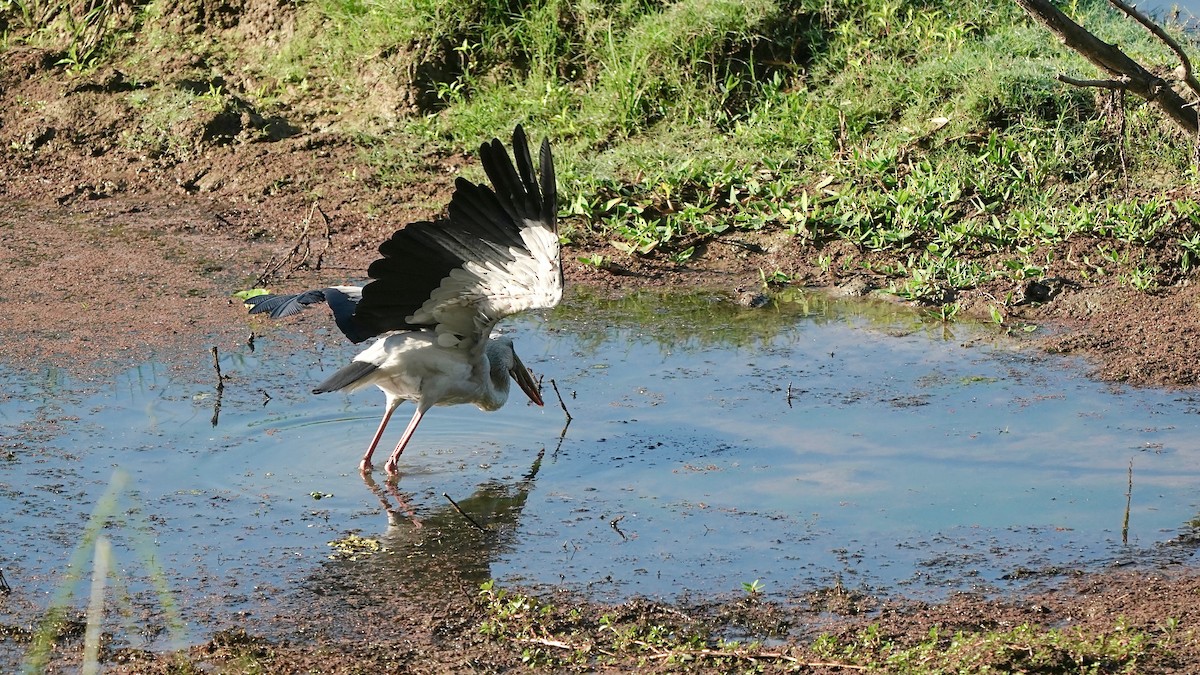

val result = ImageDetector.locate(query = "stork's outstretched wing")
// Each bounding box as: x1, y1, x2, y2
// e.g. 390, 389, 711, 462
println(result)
243, 125, 560, 350
355, 125, 561, 353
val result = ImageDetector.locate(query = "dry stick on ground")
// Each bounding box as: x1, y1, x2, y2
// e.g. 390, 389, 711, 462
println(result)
1015, 0, 1198, 134
312, 203, 333, 271
254, 222, 310, 287
253, 202, 331, 287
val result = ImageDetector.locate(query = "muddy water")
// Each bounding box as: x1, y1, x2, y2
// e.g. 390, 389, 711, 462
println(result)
2, 290, 1199, 652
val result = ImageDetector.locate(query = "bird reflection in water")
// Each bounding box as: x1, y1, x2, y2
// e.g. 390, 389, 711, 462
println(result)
308, 446, 548, 607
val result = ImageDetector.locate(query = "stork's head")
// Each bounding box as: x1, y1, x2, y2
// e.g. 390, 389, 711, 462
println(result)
487, 336, 544, 407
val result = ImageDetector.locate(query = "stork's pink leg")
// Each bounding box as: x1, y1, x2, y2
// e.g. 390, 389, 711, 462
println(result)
360, 399, 400, 474
383, 406, 427, 475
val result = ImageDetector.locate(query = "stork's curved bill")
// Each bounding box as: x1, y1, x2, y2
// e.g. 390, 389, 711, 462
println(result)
244, 125, 561, 474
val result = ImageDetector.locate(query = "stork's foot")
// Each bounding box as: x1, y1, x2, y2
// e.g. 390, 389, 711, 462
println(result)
383, 456, 401, 475
359, 458, 374, 474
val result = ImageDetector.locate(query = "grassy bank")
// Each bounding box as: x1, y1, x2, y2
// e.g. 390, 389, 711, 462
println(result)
4, 0, 1200, 304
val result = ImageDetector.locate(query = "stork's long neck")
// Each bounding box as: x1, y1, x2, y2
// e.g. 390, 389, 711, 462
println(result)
477, 341, 512, 411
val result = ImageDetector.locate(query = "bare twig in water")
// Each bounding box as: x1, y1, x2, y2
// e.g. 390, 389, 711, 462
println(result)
443, 492, 487, 532
609, 514, 628, 540
211, 346, 226, 426
259, 389, 272, 406
786, 382, 794, 408
0, 568, 11, 594
550, 418, 571, 459
211, 346, 225, 392
1123, 459, 1133, 545
246, 333, 256, 352
550, 379, 572, 420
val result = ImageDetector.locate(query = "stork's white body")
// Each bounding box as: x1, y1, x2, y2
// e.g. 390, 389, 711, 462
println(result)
346, 332, 512, 413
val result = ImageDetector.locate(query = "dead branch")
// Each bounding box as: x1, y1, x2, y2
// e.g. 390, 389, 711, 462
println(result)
1056, 74, 1129, 90
211, 346, 225, 392
1015, 0, 1198, 134
1107, 0, 1200, 98
253, 201, 332, 286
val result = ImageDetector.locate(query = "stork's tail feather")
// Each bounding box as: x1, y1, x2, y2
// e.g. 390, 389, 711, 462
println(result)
313, 361, 380, 394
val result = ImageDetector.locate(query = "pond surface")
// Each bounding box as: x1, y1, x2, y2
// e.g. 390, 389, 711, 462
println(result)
2, 289, 1200, 655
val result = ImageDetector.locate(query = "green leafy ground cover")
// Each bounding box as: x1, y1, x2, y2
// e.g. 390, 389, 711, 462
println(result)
5, 0, 1200, 304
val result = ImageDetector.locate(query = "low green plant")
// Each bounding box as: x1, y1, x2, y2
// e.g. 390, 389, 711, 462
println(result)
1178, 233, 1200, 272
1120, 264, 1160, 292
813, 618, 1150, 671
759, 269, 793, 287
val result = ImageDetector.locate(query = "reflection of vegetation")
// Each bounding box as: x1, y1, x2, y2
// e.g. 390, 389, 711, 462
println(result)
547, 287, 971, 355
21, 469, 185, 673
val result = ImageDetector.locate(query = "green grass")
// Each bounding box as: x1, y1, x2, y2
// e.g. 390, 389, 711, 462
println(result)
471, 580, 1160, 671
813, 619, 1152, 672
5, 0, 1200, 304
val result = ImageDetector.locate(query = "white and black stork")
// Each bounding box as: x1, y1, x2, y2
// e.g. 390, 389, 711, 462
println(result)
245, 125, 561, 475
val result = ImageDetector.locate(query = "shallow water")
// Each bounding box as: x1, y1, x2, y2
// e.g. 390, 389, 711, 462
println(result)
2, 289, 1199, 650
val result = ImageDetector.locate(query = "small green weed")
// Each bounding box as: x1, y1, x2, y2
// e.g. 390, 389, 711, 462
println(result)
813, 618, 1150, 671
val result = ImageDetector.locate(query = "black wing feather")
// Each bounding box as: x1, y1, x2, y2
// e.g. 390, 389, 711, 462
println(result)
246, 287, 371, 343
539, 138, 557, 239
245, 290, 329, 318
354, 125, 551, 338
255, 125, 558, 344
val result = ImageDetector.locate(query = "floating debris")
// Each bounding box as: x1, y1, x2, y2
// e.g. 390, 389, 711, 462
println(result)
327, 534, 387, 560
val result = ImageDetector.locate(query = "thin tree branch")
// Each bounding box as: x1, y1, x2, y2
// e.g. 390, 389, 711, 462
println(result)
1107, 0, 1200, 98
1056, 74, 1129, 89
1015, 0, 1198, 134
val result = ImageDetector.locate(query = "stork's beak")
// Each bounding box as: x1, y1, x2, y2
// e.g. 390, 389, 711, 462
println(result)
510, 352, 544, 407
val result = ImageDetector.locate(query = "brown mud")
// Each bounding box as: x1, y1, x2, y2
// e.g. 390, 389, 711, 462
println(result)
3, 44, 1200, 672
